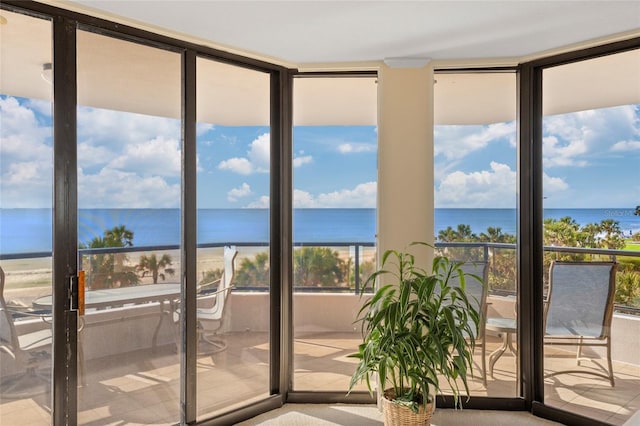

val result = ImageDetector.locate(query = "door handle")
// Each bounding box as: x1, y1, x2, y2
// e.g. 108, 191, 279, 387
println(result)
69, 271, 85, 316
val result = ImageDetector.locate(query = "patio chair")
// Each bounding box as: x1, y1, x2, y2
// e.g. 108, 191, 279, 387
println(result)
174, 246, 238, 353
449, 260, 489, 386
544, 260, 617, 386
0, 265, 52, 398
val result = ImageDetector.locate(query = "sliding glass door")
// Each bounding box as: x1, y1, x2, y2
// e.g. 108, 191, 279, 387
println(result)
541, 48, 640, 425
291, 76, 378, 394
195, 57, 272, 420
0, 9, 54, 425
76, 30, 182, 425
433, 71, 519, 398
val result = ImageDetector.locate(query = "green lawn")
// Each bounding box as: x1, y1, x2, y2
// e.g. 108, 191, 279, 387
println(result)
624, 240, 640, 251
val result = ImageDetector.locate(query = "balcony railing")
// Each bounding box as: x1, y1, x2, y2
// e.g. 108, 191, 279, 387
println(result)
1, 241, 639, 312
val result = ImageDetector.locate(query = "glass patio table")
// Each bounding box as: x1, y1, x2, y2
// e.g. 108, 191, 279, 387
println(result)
32, 283, 181, 347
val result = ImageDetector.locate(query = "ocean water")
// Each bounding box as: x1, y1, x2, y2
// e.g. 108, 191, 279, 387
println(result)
1, 208, 638, 254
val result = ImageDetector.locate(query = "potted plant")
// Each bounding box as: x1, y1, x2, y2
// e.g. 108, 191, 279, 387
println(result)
348, 242, 481, 425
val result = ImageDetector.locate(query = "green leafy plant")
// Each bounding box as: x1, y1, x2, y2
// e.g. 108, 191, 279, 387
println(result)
615, 270, 640, 308
348, 242, 481, 413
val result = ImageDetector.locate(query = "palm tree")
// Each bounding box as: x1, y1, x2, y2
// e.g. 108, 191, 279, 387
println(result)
437, 226, 458, 242
456, 224, 476, 241
235, 252, 270, 288
104, 225, 134, 273
80, 225, 139, 290
138, 253, 175, 284
598, 219, 625, 250
479, 226, 515, 243
294, 247, 345, 287
578, 223, 601, 248
105, 225, 134, 247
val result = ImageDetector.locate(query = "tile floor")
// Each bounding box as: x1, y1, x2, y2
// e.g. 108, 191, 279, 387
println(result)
1, 332, 638, 425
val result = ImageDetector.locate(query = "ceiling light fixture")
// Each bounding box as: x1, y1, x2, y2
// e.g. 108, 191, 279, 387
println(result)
0, 15, 7, 25
41, 62, 52, 84
383, 57, 432, 69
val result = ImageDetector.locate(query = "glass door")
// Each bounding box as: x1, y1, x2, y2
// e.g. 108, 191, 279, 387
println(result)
541, 49, 640, 425
291, 76, 378, 394
433, 71, 519, 398
76, 30, 182, 425
195, 57, 272, 420
0, 9, 54, 425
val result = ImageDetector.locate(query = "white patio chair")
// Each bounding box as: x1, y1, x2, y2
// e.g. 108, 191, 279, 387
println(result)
544, 260, 617, 386
0, 265, 52, 398
174, 246, 238, 354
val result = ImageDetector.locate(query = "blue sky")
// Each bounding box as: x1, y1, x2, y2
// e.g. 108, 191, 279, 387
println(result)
1, 95, 638, 209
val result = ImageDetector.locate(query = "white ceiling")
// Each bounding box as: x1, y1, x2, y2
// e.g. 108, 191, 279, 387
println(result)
66, 0, 640, 66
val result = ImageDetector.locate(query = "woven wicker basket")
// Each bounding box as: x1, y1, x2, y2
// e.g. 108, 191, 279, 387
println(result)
381, 389, 435, 426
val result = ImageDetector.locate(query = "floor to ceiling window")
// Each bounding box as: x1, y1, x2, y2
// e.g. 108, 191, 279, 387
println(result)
195, 57, 272, 420
541, 48, 640, 425
433, 71, 520, 398
291, 75, 377, 393
0, 9, 53, 425
75, 29, 182, 425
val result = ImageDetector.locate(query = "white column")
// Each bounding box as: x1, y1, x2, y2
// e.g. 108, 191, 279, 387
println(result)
376, 63, 435, 267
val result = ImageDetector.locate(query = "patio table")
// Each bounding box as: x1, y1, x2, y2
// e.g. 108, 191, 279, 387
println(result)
32, 283, 181, 311
485, 317, 518, 382
32, 283, 181, 347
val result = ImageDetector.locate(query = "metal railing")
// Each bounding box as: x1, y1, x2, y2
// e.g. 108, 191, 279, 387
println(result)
2, 241, 639, 312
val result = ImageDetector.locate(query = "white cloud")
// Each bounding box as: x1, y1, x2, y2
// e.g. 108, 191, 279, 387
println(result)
436, 162, 571, 208
436, 162, 516, 208
74, 106, 187, 206
246, 182, 377, 208
293, 155, 313, 168
0, 97, 52, 162
246, 195, 270, 208
78, 145, 113, 170
434, 121, 515, 160
107, 136, 181, 177
227, 183, 252, 202
77, 105, 185, 207
0, 161, 53, 207
77, 107, 181, 151
196, 122, 214, 135
543, 172, 570, 193
542, 105, 639, 166
293, 181, 377, 208
1, 96, 53, 207
78, 168, 180, 208
337, 143, 376, 153
611, 140, 640, 152
247, 133, 270, 171
292, 190, 317, 208
218, 133, 270, 174
219, 157, 253, 174
24, 98, 53, 117
217, 133, 313, 174
542, 135, 588, 167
